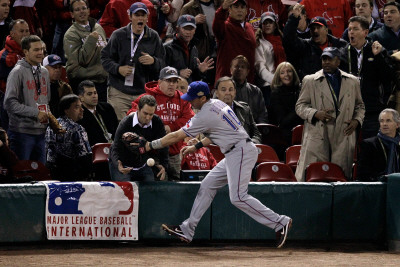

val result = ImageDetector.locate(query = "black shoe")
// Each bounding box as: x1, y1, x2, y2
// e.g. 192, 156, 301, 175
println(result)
276, 219, 292, 248
161, 224, 190, 243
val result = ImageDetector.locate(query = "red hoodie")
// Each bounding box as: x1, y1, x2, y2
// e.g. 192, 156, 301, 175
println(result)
181, 145, 217, 170
0, 36, 24, 93
127, 81, 195, 155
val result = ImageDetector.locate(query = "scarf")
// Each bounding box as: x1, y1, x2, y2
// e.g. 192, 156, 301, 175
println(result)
377, 131, 400, 174
263, 33, 286, 69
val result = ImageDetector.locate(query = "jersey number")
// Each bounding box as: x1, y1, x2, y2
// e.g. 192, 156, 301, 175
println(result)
222, 108, 241, 131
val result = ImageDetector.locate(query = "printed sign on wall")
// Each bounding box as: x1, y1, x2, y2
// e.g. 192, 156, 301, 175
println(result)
44, 182, 139, 240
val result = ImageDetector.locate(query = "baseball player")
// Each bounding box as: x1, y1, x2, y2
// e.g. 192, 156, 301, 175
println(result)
141, 81, 292, 248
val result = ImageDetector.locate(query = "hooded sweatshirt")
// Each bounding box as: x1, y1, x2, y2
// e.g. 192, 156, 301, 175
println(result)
0, 35, 25, 93
4, 59, 51, 135
127, 81, 195, 155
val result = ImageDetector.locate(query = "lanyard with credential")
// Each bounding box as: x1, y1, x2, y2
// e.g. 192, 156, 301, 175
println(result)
325, 78, 340, 116
93, 112, 112, 143
347, 45, 363, 77
130, 29, 145, 63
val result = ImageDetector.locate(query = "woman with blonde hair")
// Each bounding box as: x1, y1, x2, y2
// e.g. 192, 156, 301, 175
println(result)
255, 11, 286, 106
269, 61, 303, 143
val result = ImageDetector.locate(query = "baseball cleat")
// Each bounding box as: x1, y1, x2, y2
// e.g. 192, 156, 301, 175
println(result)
161, 224, 190, 243
276, 219, 292, 248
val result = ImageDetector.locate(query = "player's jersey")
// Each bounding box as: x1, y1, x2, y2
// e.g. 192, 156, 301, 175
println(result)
181, 99, 250, 154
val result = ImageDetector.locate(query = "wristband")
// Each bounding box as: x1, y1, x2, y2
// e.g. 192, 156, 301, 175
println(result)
194, 141, 204, 150
151, 139, 163, 149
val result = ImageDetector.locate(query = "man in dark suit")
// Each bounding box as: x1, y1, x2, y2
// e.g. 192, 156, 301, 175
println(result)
77, 80, 118, 146
214, 76, 261, 144
357, 108, 400, 181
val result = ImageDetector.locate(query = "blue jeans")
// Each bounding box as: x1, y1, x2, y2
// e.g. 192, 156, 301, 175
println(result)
7, 130, 46, 164
109, 161, 155, 182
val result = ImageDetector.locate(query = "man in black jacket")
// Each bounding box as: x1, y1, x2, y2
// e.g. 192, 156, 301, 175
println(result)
164, 14, 214, 84
215, 76, 261, 144
340, 16, 395, 139
357, 108, 400, 181
77, 80, 118, 146
283, 3, 347, 80
109, 95, 168, 181
101, 2, 165, 121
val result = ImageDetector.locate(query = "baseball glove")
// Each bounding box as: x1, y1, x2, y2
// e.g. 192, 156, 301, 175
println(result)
48, 113, 66, 134
121, 132, 147, 154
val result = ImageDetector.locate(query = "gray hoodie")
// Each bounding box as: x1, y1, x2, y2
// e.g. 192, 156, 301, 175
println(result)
4, 59, 51, 135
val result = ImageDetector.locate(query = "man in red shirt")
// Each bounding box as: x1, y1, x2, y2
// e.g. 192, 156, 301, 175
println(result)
213, 0, 256, 84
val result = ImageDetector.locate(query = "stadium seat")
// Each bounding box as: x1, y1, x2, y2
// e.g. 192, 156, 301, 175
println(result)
291, 125, 304, 145
255, 162, 297, 182
255, 144, 280, 163
256, 123, 288, 161
91, 143, 111, 180
92, 143, 111, 164
305, 162, 347, 182
285, 145, 301, 172
207, 144, 225, 163
12, 160, 51, 181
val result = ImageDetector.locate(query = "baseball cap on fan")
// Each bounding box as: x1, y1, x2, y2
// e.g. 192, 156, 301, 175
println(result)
260, 12, 277, 24
129, 2, 148, 14
231, 0, 247, 6
309, 16, 328, 28
181, 81, 210, 101
43, 54, 63, 67
177, 15, 196, 29
159, 66, 180, 80
321, 47, 341, 59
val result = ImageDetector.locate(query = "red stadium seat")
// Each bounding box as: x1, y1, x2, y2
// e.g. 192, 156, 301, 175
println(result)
291, 125, 304, 145
92, 143, 111, 164
305, 162, 347, 182
12, 160, 51, 181
255, 144, 280, 163
207, 144, 225, 163
285, 145, 301, 172
256, 162, 297, 182
91, 143, 111, 180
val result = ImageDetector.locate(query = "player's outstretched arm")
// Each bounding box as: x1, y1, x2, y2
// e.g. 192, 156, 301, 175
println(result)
146, 129, 187, 151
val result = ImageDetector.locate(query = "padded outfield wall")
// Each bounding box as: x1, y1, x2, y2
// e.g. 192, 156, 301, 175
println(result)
2, 176, 398, 251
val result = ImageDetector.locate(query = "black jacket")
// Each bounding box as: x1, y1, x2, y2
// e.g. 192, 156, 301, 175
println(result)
233, 100, 262, 144
339, 41, 395, 115
164, 36, 204, 84
357, 136, 400, 181
78, 102, 119, 146
101, 24, 165, 95
269, 85, 303, 140
369, 24, 400, 54
109, 113, 169, 169
283, 14, 348, 80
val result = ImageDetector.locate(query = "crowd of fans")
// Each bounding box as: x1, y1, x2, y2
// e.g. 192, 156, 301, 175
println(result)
1, 0, 400, 183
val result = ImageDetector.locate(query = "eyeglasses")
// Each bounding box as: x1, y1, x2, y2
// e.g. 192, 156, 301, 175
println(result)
73, 6, 88, 12
163, 79, 179, 84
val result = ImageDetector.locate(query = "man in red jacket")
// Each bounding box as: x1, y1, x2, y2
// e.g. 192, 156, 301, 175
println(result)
213, 0, 256, 84
0, 19, 30, 130
127, 66, 195, 180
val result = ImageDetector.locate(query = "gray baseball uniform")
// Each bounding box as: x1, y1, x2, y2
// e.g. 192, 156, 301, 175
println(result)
179, 99, 291, 241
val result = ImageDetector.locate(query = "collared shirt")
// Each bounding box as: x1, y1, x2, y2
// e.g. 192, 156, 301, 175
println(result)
132, 111, 152, 128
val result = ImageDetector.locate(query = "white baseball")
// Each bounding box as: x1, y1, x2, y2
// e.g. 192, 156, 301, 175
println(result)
147, 158, 155, 167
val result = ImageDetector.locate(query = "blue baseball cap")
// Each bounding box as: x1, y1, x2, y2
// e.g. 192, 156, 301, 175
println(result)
181, 81, 210, 101
129, 2, 148, 14
43, 54, 62, 67
321, 47, 341, 59
177, 15, 196, 29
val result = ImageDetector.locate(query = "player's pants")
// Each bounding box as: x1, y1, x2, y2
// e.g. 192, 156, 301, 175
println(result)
179, 140, 291, 241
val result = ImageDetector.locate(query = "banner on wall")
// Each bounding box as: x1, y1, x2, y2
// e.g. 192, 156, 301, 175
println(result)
44, 182, 139, 240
